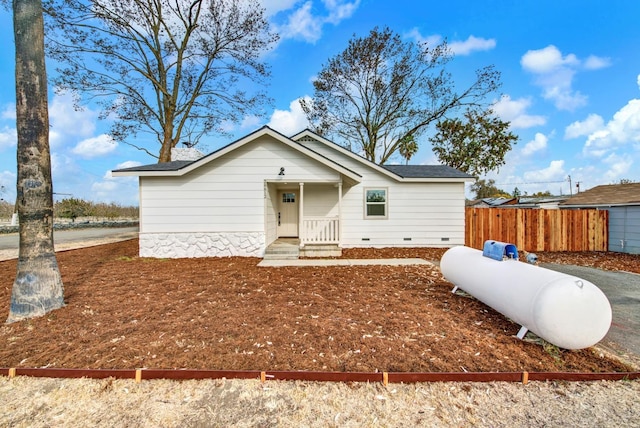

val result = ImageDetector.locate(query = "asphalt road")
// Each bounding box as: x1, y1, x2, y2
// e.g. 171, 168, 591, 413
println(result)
0, 227, 138, 255
542, 263, 640, 365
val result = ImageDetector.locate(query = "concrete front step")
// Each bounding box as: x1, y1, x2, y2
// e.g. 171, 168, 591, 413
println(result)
263, 239, 342, 260
264, 239, 300, 260
300, 244, 342, 258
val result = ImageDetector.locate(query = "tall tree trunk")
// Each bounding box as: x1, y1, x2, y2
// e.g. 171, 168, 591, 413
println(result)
7, 0, 64, 323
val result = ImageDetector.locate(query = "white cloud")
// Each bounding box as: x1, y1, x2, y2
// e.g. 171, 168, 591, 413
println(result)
71, 134, 118, 159
491, 95, 546, 129
449, 35, 496, 56
521, 45, 578, 74
94, 161, 143, 204
114, 160, 143, 171
602, 153, 632, 182
407, 30, 495, 56
267, 97, 310, 135
637, 73, 640, 90
49, 92, 98, 138
262, 0, 300, 16
0, 126, 17, 151
584, 55, 611, 70
583, 99, 640, 157
1, 104, 15, 120
404, 28, 442, 48
277, 2, 322, 42
323, 0, 360, 24
240, 115, 262, 130
521, 133, 548, 156
272, 0, 360, 43
564, 114, 604, 139
521, 45, 610, 111
524, 160, 565, 182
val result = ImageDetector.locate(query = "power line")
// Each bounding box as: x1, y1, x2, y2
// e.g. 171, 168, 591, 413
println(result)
495, 180, 566, 186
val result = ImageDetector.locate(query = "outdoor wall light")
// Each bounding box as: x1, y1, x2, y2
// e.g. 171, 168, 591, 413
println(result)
278, 167, 285, 176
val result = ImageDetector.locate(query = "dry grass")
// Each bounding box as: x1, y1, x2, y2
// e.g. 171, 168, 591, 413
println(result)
2, 376, 639, 427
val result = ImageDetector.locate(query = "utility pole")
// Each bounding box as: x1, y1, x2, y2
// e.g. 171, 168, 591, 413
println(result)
567, 175, 572, 196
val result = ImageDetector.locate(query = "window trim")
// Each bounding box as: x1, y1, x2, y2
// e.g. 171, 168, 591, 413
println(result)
364, 187, 388, 219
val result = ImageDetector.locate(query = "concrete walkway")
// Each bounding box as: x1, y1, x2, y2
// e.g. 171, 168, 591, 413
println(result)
258, 258, 433, 267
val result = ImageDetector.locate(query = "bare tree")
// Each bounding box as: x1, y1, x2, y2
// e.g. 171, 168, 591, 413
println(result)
301, 27, 501, 165
45, 0, 278, 162
8, 0, 64, 323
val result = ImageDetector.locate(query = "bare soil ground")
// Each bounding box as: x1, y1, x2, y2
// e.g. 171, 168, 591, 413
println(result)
1, 240, 637, 373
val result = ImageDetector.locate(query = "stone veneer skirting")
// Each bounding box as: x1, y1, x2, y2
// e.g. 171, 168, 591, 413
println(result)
140, 232, 265, 258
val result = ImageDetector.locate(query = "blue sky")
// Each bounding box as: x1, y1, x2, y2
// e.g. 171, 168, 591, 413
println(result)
1, 0, 639, 206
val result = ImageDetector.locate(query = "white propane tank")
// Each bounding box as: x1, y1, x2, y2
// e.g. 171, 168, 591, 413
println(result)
440, 246, 612, 350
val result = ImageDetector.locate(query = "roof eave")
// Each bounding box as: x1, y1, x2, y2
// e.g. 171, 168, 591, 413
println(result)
111, 169, 186, 177
399, 177, 475, 183
561, 202, 640, 208
111, 126, 363, 182
292, 129, 405, 181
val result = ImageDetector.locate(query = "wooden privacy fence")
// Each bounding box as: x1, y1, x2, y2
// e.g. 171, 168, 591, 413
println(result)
465, 208, 608, 252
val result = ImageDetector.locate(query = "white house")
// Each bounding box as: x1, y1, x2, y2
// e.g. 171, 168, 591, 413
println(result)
112, 126, 474, 258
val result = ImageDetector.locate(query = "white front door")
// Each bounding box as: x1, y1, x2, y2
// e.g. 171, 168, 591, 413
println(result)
278, 191, 299, 237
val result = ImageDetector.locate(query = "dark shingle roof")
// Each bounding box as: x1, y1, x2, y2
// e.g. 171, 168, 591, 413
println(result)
113, 160, 193, 173
560, 183, 640, 206
381, 164, 474, 179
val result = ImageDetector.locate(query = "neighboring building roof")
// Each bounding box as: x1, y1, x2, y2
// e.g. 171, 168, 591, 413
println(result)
476, 197, 518, 207
381, 164, 474, 179
560, 183, 640, 207
468, 196, 572, 209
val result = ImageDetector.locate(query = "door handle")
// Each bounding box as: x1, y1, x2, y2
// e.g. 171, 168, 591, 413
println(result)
278, 212, 281, 226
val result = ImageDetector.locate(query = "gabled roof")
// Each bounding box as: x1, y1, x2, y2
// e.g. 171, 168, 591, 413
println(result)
560, 183, 640, 207
291, 129, 474, 183
113, 126, 474, 183
112, 126, 361, 182
114, 160, 192, 173
381, 164, 473, 179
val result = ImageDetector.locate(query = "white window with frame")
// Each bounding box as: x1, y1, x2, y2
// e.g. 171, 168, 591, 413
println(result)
364, 188, 388, 219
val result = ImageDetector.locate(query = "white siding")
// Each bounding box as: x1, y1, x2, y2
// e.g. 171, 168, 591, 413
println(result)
298, 137, 466, 247
340, 179, 465, 248
137, 132, 467, 255
265, 183, 278, 245
303, 184, 339, 217
139, 136, 340, 234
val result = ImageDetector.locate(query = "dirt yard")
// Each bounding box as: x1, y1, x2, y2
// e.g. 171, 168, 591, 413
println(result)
2, 240, 640, 427
0, 240, 637, 373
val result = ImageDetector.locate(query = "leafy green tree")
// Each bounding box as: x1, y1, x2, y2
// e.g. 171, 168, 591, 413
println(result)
471, 179, 511, 199
55, 198, 94, 222
8, 0, 64, 323
398, 134, 418, 165
531, 190, 553, 197
430, 108, 518, 176
45, 0, 278, 162
300, 26, 501, 165
512, 187, 521, 198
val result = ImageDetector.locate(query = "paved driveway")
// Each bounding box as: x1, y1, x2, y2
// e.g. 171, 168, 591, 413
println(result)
542, 263, 640, 366
0, 227, 138, 261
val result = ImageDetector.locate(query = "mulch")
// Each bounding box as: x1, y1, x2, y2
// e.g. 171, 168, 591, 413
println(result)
0, 240, 636, 373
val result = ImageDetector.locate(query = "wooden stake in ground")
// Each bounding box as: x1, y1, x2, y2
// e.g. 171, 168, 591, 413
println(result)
7, 0, 64, 323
